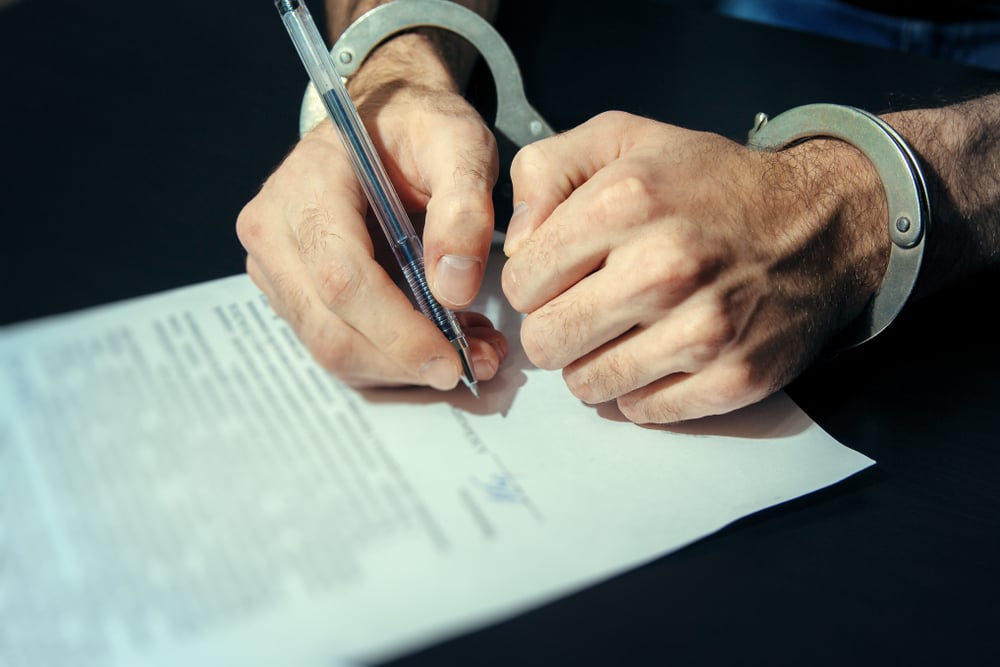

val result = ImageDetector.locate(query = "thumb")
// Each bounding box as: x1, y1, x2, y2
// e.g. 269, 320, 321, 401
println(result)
505, 111, 634, 256
420, 121, 500, 310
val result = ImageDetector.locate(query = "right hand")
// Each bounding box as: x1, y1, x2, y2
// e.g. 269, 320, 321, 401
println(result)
236, 58, 507, 391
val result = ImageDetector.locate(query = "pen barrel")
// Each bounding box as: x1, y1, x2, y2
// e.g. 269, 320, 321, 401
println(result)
276, 0, 471, 350
399, 256, 464, 343
319, 83, 463, 339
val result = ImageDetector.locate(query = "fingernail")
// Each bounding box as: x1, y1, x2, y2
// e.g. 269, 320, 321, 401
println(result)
473, 356, 497, 381
504, 201, 530, 255
420, 356, 457, 391
435, 254, 481, 307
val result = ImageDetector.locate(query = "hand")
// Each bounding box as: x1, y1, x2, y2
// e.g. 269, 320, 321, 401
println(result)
237, 56, 507, 391
501, 111, 889, 423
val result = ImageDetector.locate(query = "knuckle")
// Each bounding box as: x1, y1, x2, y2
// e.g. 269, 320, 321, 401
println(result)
374, 324, 412, 365
585, 166, 662, 234
521, 215, 573, 277
713, 361, 769, 410
659, 249, 705, 290
591, 109, 631, 129
626, 239, 720, 310
616, 394, 667, 425
685, 302, 738, 364
315, 258, 363, 309
426, 194, 490, 232
594, 172, 649, 216
564, 354, 638, 404
510, 142, 551, 181
617, 385, 696, 425
561, 366, 591, 401
519, 297, 594, 370
265, 274, 356, 381
519, 317, 557, 370
632, 251, 702, 302
613, 357, 771, 426
235, 202, 266, 250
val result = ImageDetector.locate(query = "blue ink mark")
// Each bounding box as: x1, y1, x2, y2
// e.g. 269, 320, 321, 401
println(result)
475, 473, 524, 504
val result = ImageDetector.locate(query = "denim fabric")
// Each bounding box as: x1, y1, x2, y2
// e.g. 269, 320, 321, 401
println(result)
715, 0, 1000, 70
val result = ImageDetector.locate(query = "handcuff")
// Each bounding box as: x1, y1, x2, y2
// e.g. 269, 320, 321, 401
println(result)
747, 103, 930, 350
300, 1, 929, 351
297, 0, 554, 146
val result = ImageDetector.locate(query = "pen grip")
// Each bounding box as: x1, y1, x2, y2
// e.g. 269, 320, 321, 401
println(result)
277, 0, 468, 348
399, 255, 462, 342
320, 87, 463, 340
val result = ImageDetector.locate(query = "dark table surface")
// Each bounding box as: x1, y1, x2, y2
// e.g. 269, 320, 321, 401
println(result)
2, 1, 999, 665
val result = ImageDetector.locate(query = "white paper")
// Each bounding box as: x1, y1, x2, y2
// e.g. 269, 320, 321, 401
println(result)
0, 258, 873, 667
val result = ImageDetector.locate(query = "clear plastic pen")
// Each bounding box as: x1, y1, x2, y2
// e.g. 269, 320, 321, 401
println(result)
274, 0, 478, 397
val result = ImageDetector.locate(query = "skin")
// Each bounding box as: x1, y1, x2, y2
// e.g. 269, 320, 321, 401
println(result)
238, 1, 1000, 423
501, 113, 889, 423
238, 1, 505, 391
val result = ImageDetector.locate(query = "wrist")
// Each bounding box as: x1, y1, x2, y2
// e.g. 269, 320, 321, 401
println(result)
300, 0, 536, 143
346, 30, 460, 104
766, 137, 890, 319
747, 103, 930, 349
298, 28, 460, 138
329, 0, 496, 87
805, 138, 891, 302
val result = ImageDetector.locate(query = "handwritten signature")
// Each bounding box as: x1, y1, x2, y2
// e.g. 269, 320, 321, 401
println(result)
474, 472, 525, 504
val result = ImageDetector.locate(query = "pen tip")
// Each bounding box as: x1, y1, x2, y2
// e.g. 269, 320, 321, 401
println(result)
451, 337, 479, 398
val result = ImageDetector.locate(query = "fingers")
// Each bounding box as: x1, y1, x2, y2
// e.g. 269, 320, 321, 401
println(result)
559, 295, 740, 404
458, 311, 509, 381
613, 361, 772, 425
547, 303, 769, 425
503, 114, 677, 315
243, 218, 462, 389
498, 111, 792, 423
237, 123, 508, 391
245, 255, 406, 386
504, 111, 638, 256
517, 234, 711, 370
504, 153, 683, 317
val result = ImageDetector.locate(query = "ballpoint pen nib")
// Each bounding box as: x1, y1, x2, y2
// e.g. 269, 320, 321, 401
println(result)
453, 337, 479, 398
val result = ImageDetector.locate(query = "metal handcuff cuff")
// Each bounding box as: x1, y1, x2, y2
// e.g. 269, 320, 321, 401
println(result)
297, 0, 553, 145
747, 104, 930, 349
300, 1, 929, 351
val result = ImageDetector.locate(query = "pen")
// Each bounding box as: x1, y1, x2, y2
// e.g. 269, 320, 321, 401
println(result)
274, 0, 479, 397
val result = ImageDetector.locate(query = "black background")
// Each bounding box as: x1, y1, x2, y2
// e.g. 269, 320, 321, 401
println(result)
2, 1, 999, 665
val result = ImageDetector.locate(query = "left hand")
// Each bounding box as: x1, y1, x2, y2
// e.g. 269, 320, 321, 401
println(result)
501, 111, 889, 424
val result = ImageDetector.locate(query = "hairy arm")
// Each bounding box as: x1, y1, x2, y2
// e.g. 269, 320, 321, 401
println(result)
885, 94, 1000, 297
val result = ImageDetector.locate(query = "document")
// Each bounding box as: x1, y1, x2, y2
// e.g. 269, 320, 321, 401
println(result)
0, 258, 873, 667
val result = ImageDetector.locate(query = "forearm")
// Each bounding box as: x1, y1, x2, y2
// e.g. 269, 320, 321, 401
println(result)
325, 0, 499, 98
884, 95, 1000, 297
